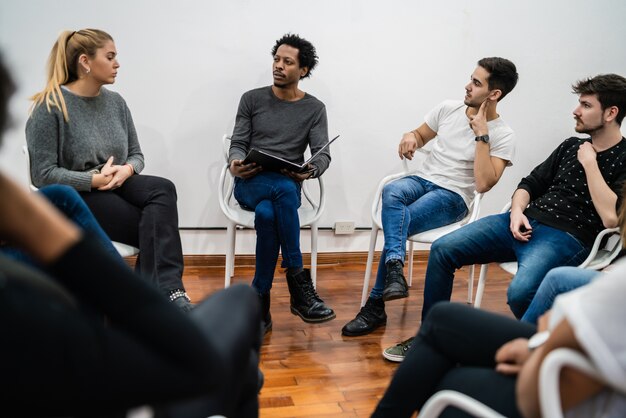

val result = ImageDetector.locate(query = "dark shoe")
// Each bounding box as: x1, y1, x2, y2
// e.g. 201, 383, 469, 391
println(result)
341, 297, 387, 336
286, 269, 336, 323
383, 259, 409, 301
169, 289, 194, 313
259, 292, 272, 334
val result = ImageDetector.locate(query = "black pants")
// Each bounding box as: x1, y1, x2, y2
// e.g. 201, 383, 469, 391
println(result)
0, 247, 261, 417
372, 303, 536, 418
80, 174, 185, 294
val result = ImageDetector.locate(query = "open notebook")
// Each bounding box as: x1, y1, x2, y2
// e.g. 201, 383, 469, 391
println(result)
242, 135, 340, 173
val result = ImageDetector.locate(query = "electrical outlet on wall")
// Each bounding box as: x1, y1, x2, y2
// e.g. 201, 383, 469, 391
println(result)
334, 221, 355, 235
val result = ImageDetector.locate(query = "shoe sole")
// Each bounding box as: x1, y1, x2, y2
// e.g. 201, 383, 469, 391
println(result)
382, 289, 409, 302
290, 307, 336, 323
341, 319, 387, 336
382, 350, 405, 362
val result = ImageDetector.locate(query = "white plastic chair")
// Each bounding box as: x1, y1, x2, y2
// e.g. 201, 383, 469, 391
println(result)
360, 156, 483, 307
473, 201, 622, 307
218, 134, 326, 288
419, 390, 505, 418
22, 145, 140, 258
419, 348, 623, 418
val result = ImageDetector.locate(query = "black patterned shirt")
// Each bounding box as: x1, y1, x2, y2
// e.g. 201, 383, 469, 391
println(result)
518, 136, 626, 246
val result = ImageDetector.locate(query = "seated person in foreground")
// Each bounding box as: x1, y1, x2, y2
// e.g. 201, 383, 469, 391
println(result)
26, 28, 192, 311
0, 55, 262, 417
228, 33, 335, 332
522, 246, 625, 324
371, 264, 626, 417
1, 184, 123, 265
382, 73, 626, 362
343, 57, 518, 336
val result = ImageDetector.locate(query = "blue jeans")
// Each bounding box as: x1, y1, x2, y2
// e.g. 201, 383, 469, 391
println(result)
424, 212, 590, 319
234, 171, 302, 294
1, 185, 122, 266
521, 266, 599, 324
370, 176, 467, 299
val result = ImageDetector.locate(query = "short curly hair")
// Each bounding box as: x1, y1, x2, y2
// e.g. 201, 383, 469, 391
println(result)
271, 33, 318, 79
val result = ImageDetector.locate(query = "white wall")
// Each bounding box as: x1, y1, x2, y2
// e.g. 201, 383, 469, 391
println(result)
1, 0, 625, 255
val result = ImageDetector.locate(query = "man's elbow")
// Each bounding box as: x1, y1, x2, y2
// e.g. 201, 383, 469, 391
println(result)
475, 179, 496, 194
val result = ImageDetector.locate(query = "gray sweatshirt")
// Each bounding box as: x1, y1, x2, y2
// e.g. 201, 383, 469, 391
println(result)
228, 86, 331, 176
26, 87, 144, 191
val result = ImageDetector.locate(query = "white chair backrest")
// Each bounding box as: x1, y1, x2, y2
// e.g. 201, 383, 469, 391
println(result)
419, 390, 505, 418
22, 145, 38, 192
419, 347, 617, 418
540, 347, 625, 418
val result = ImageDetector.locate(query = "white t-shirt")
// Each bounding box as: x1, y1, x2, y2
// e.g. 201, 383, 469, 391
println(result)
417, 100, 516, 206
550, 259, 626, 417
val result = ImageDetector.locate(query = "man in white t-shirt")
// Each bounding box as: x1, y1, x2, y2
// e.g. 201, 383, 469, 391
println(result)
342, 57, 518, 337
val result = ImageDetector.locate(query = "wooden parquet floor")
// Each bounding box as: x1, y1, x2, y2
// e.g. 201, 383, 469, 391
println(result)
182, 257, 514, 418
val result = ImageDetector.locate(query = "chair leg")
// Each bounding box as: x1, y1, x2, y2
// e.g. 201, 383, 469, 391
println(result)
361, 226, 379, 307
467, 264, 475, 304
225, 223, 236, 288
407, 241, 414, 287
474, 264, 489, 308
310, 223, 318, 289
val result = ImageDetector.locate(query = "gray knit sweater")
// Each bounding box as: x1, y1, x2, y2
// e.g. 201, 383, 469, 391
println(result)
228, 86, 331, 176
26, 87, 144, 192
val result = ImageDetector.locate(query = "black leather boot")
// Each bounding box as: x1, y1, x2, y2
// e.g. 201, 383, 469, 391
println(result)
341, 296, 387, 336
383, 259, 409, 301
259, 292, 272, 334
286, 269, 335, 323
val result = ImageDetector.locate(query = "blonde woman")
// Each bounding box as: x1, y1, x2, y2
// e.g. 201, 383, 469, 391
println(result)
26, 29, 191, 310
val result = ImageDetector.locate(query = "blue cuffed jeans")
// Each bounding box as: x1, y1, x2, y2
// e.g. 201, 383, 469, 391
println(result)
1, 184, 122, 266
521, 266, 599, 324
423, 212, 590, 319
234, 171, 302, 294
370, 176, 468, 299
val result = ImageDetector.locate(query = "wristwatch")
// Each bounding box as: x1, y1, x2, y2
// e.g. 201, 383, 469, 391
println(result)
475, 134, 490, 143
527, 330, 550, 351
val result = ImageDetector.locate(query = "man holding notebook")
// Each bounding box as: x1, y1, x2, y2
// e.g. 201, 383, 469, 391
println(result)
228, 33, 335, 333
342, 58, 519, 338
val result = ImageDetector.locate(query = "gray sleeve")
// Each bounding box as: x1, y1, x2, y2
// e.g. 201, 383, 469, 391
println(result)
26, 105, 93, 191
228, 94, 251, 163
123, 104, 144, 174
308, 105, 331, 177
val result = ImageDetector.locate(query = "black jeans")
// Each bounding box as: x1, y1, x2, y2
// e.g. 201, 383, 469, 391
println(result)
372, 303, 536, 418
80, 174, 185, 294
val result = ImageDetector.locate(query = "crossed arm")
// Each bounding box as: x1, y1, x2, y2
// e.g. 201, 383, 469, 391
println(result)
578, 142, 619, 228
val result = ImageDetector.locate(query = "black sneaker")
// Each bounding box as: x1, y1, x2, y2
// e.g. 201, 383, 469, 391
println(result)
383, 259, 409, 301
341, 297, 387, 336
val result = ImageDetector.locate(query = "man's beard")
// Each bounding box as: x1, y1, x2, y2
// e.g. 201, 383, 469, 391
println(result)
575, 118, 605, 135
